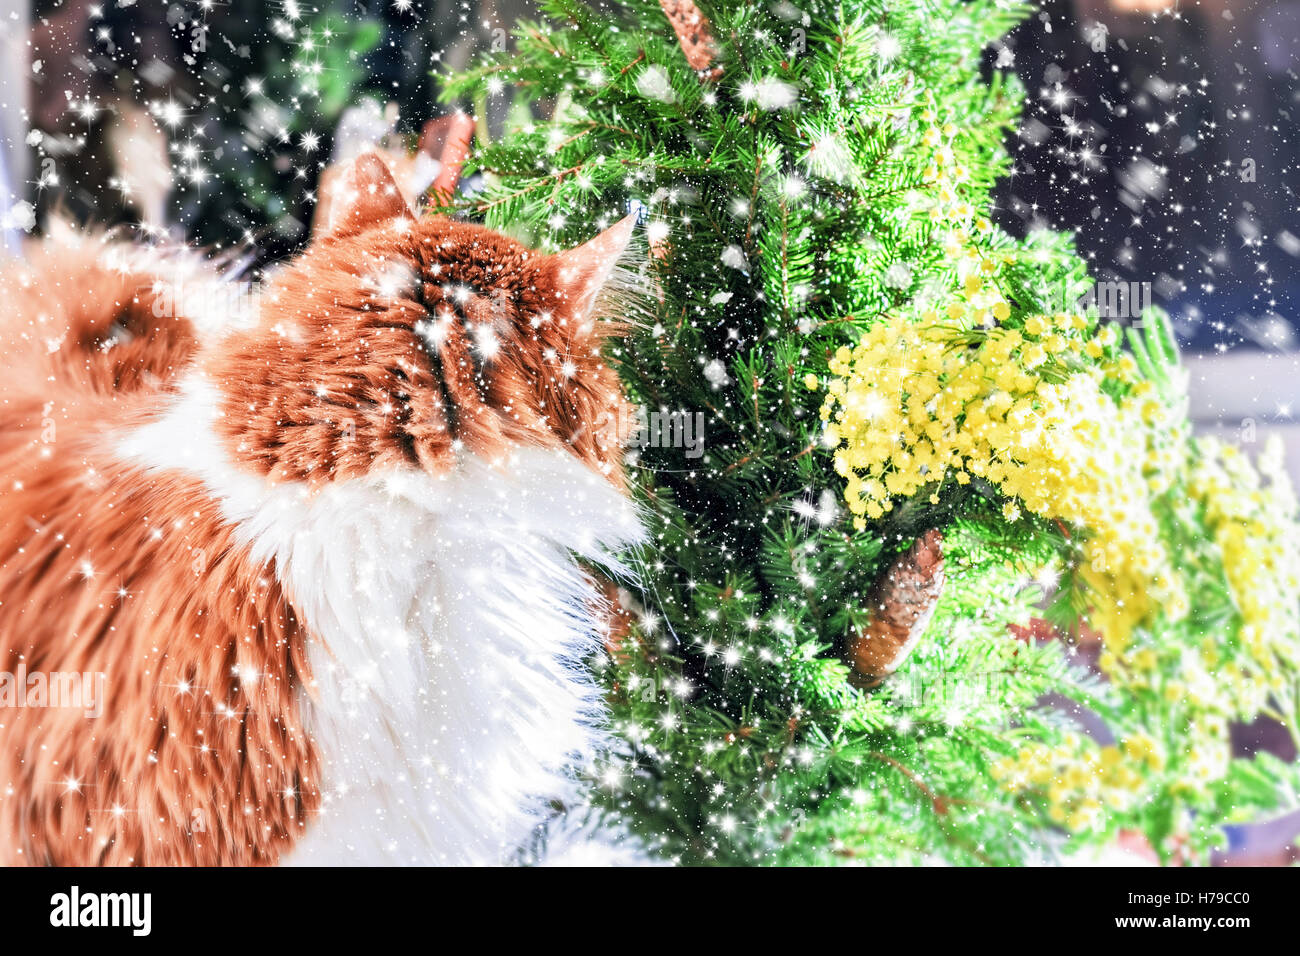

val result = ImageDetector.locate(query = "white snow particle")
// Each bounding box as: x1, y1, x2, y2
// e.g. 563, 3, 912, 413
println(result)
635, 65, 675, 103
4, 201, 36, 233
739, 76, 799, 110
703, 359, 730, 389
883, 261, 914, 289
720, 244, 749, 271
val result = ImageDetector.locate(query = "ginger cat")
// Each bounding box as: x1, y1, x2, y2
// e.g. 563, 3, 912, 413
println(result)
0, 154, 642, 865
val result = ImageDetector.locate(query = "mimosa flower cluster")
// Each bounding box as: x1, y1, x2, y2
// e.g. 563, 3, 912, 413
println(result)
991, 733, 1167, 834
817, 113, 1300, 847
1187, 437, 1300, 711
817, 304, 1183, 650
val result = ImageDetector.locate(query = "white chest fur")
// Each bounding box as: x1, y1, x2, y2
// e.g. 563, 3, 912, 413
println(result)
119, 378, 642, 865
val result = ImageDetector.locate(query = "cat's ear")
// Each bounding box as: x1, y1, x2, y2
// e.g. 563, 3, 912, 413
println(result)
553, 213, 638, 320
325, 152, 415, 237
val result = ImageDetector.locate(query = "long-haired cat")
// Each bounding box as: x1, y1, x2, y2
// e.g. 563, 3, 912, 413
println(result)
0, 154, 643, 865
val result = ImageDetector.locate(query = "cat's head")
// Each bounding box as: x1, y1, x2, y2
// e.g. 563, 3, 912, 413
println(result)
211, 154, 640, 487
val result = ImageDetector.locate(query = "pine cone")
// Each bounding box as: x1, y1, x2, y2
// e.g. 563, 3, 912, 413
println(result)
846, 529, 944, 689
659, 0, 724, 79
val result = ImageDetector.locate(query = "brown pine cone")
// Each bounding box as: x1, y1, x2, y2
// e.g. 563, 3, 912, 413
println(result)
846, 529, 945, 689
659, 0, 724, 79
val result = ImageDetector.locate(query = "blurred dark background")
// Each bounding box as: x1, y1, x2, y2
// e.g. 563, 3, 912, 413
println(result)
994, 0, 1300, 355
5, 0, 1298, 354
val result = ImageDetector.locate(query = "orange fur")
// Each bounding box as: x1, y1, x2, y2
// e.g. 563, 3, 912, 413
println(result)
0, 234, 197, 400
212, 207, 631, 487
0, 242, 316, 865
0, 158, 637, 866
